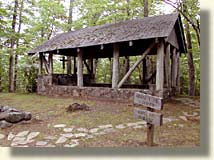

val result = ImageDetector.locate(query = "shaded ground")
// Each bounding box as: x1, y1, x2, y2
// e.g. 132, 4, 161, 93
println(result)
0, 93, 200, 147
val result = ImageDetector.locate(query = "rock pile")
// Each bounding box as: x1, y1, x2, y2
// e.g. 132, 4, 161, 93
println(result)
0, 105, 32, 129
66, 103, 90, 112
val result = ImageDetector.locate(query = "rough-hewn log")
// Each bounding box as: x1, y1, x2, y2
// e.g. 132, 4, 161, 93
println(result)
176, 51, 180, 92
67, 56, 71, 74
156, 39, 164, 91
42, 55, 50, 74
48, 52, 53, 75
171, 48, 177, 87
164, 44, 171, 88
39, 53, 43, 75
112, 44, 119, 88
77, 49, 83, 87
118, 42, 155, 88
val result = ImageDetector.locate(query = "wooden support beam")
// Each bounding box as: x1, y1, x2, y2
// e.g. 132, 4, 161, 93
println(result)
48, 52, 53, 75
67, 56, 71, 74
156, 39, 164, 92
118, 42, 156, 88
171, 48, 177, 87
39, 53, 43, 75
84, 60, 91, 74
77, 49, 83, 87
73, 56, 76, 75
112, 43, 119, 88
143, 58, 147, 84
164, 44, 171, 88
176, 51, 180, 92
42, 55, 50, 74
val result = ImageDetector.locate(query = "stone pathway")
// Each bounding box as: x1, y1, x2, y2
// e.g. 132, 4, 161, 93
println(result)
172, 97, 200, 108
0, 116, 179, 147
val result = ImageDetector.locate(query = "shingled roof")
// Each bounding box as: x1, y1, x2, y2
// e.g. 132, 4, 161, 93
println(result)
28, 13, 186, 54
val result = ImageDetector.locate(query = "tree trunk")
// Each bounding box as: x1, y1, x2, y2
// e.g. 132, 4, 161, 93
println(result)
9, 0, 18, 93
183, 4, 195, 96
68, 0, 74, 31
14, 0, 24, 91
144, 0, 149, 17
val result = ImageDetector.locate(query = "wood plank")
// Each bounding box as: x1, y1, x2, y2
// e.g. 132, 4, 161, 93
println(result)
117, 41, 156, 88
112, 43, 119, 88
77, 49, 83, 87
156, 39, 164, 91
134, 92, 163, 110
134, 108, 163, 126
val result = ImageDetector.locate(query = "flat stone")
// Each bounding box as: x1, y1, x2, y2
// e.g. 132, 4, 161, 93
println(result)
133, 125, 143, 129
76, 128, 88, 132
135, 121, 147, 125
115, 124, 126, 129
85, 135, 94, 139
27, 132, 40, 140
44, 136, 57, 140
54, 124, 66, 128
16, 131, 30, 137
60, 133, 74, 138
13, 137, 26, 142
45, 144, 56, 147
127, 122, 138, 127
36, 141, 48, 146
89, 128, 99, 133
179, 116, 188, 121
73, 133, 87, 138
103, 128, 115, 133
55, 136, 67, 144
93, 131, 106, 136
63, 128, 74, 132
0, 134, 5, 140
8, 132, 15, 141
98, 124, 113, 129
0, 120, 13, 129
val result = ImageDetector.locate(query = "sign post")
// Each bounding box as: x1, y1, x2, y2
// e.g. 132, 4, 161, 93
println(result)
133, 92, 163, 146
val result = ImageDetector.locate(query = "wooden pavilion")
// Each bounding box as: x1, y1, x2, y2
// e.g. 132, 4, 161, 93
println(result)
28, 13, 186, 101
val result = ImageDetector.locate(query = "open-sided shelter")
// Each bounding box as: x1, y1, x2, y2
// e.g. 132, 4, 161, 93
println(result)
28, 13, 186, 101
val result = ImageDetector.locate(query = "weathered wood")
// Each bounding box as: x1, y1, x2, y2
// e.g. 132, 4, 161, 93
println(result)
84, 60, 91, 74
171, 48, 177, 87
134, 108, 163, 126
134, 92, 163, 110
73, 56, 76, 74
42, 55, 50, 74
67, 56, 71, 74
112, 43, 119, 88
118, 42, 156, 88
143, 58, 147, 84
156, 39, 164, 91
77, 49, 83, 87
48, 52, 53, 75
176, 51, 180, 92
39, 53, 43, 75
164, 44, 171, 88
147, 123, 154, 146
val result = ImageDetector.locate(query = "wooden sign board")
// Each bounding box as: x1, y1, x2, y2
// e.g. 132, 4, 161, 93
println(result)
134, 108, 163, 126
134, 92, 163, 110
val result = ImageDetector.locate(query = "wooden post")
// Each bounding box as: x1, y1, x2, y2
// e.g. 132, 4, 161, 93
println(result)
67, 56, 71, 74
112, 43, 119, 88
147, 107, 154, 146
164, 44, 171, 88
143, 58, 147, 84
117, 42, 155, 88
73, 56, 77, 75
176, 51, 180, 92
77, 49, 83, 87
171, 48, 177, 88
156, 39, 164, 92
39, 53, 43, 75
48, 52, 53, 75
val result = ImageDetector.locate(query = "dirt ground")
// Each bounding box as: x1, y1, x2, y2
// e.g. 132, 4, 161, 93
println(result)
0, 93, 200, 147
